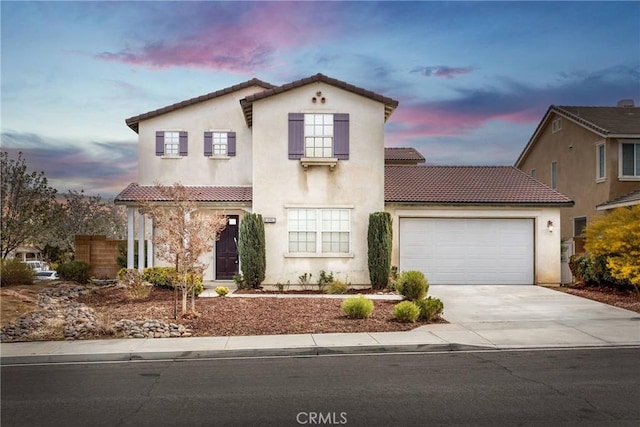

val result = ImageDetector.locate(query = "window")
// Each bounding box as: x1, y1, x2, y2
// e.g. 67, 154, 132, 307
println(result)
164, 131, 179, 155
573, 217, 587, 237
596, 142, 606, 181
288, 208, 350, 254
305, 114, 333, 158
552, 118, 562, 133
620, 142, 640, 178
288, 113, 349, 160
155, 131, 187, 156
204, 131, 236, 157
551, 161, 558, 189
530, 169, 536, 178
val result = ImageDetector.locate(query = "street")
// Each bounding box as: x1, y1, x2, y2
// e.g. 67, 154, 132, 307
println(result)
2, 347, 639, 426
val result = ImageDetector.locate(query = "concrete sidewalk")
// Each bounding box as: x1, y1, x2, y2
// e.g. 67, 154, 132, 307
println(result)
2, 285, 639, 365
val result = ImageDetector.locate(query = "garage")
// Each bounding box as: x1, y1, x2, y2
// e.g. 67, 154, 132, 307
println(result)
399, 218, 534, 285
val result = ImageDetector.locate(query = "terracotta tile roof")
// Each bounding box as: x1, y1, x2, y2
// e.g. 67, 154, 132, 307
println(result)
114, 183, 252, 204
385, 166, 574, 206
552, 105, 640, 136
125, 78, 275, 133
597, 189, 640, 210
384, 147, 425, 164
240, 73, 399, 126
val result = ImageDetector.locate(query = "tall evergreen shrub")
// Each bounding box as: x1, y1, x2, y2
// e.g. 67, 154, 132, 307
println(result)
367, 211, 392, 289
238, 213, 266, 288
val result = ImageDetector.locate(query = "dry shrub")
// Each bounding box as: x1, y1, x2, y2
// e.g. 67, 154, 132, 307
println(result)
27, 316, 65, 341
119, 269, 153, 301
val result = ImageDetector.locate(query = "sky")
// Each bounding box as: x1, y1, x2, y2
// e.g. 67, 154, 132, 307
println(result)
2, 1, 639, 198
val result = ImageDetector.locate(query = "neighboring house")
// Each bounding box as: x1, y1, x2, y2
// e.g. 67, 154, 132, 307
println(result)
116, 73, 572, 285
515, 102, 640, 254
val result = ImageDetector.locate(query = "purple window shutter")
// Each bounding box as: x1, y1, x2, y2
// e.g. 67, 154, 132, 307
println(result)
204, 132, 212, 156
155, 131, 164, 156
288, 113, 304, 159
179, 131, 188, 156
334, 113, 349, 160
227, 132, 236, 156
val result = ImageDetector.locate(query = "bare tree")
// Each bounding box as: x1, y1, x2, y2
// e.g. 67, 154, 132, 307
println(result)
1, 151, 57, 259
140, 183, 227, 315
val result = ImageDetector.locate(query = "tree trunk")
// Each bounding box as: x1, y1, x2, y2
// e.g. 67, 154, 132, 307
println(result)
181, 284, 188, 314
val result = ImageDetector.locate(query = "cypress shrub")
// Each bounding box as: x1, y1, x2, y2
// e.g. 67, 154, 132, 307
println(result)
367, 211, 392, 289
238, 213, 266, 288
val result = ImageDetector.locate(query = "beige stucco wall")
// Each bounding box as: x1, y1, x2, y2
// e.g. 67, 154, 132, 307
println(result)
517, 114, 639, 242
385, 205, 563, 285
136, 85, 265, 187
251, 81, 386, 284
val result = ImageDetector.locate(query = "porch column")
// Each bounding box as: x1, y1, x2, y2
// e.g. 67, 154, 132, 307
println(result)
137, 212, 145, 272
127, 207, 135, 269
146, 217, 154, 269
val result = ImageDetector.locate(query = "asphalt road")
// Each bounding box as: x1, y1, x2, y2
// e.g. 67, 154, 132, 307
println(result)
2, 347, 639, 426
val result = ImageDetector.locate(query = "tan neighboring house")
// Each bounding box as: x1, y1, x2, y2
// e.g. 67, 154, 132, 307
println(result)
515, 101, 640, 255
116, 73, 572, 285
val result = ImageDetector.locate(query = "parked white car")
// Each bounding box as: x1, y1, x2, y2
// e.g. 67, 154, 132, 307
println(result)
25, 260, 49, 272
34, 270, 59, 281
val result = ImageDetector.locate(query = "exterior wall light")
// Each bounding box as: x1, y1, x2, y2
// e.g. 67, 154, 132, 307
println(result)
546, 220, 554, 232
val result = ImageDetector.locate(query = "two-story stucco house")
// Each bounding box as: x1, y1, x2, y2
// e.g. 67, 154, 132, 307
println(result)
515, 101, 640, 255
116, 73, 573, 286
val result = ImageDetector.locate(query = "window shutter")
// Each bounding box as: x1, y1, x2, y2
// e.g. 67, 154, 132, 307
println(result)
228, 132, 236, 156
155, 131, 164, 156
334, 113, 349, 160
204, 132, 212, 156
179, 131, 188, 156
288, 113, 304, 159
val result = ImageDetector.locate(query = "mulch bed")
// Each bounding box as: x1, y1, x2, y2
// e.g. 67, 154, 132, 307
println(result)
552, 285, 640, 314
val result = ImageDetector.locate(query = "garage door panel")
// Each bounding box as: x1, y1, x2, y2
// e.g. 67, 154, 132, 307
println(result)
399, 218, 533, 285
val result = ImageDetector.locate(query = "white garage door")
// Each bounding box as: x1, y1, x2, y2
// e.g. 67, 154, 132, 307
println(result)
399, 218, 534, 285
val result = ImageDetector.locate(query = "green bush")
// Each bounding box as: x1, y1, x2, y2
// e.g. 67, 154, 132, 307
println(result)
368, 212, 392, 289
0, 259, 34, 286
238, 213, 266, 288
341, 295, 374, 319
393, 301, 420, 323
326, 280, 349, 294
142, 267, 177, 289
395, 270, 428, 301
415, 297, 444, 322
181, 273, 204, 297
317, 270, 334, 292
57, 261, 91, 284
569, 254, 627, 288
215, 286, 230, 297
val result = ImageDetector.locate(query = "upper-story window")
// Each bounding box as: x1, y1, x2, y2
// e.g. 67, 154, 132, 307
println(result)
288, 113, 349, 161
305, 114, 333, 158
620, 142, 640, 178
204, 131, 236, 157
551, 160, 558, 189
596, 142, 606, 181
155, 131, 188, 156
552, 118, 562, 133
530, 169, 536, 178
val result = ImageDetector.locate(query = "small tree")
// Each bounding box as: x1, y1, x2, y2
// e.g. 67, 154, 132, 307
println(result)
584, 205, 640, 296
238, 213, 266, 288
367, 212, 392, 289
140, 183, 227, 315
1, 151, 57, 259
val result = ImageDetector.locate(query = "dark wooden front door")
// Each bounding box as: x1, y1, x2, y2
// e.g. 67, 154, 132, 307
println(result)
215, 215, 239, 280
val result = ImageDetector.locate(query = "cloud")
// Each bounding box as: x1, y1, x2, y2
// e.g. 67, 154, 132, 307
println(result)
411, 65, 476, 79
95, 2, 343, 73
1, 131, 137, 198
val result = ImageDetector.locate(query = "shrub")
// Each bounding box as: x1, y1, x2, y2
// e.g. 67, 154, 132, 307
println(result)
215, 286, 230, 297
395, 270, 428, 301
142, 267, 177, 289
119, 269, 153, 300
181, 272, 204, 297
326, 280, 349, 294
298, 272, 313, 290
233, 273, 249, 290
415, 297, 444, 322
0, 259, 34, 286
368, 212, 392, 289
317, 270, 334, 292
393, 301, 420, 323
341, 295, 374, 319
238, 213, 266, 288
57, 261, 91, 284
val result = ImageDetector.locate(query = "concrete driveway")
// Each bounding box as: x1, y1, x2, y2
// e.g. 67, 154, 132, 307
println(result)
426, 285, 640, 348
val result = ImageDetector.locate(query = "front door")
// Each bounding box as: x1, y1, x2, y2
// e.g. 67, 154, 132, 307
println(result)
215, 215, 239, 280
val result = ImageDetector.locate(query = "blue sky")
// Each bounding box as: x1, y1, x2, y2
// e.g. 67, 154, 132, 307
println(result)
2, 1, 639, 197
